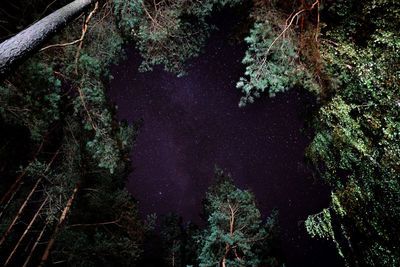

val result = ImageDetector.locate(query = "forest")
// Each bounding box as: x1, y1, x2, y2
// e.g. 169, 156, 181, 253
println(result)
0, 0, 399, 266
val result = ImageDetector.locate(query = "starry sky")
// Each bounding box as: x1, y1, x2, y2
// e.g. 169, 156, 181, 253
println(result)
108, 11, 341, 267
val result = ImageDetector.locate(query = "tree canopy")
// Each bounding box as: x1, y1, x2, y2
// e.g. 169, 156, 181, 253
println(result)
0, 0, 398, 266
198, 168, 281, 267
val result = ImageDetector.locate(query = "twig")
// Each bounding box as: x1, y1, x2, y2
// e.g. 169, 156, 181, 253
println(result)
40, 36, 83, 51
255, 0, 320, 79
266, 0, 319, 56
66, 214, 123, 229
38, 0, 58, 20
40, 2, 98, 53
142, 1, 163, 29
77, 86, 97, 131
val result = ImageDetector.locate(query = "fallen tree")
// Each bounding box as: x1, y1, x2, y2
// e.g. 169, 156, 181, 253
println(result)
0, 0, 94, 80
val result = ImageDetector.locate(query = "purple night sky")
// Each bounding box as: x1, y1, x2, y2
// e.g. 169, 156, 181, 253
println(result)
108, 13, 342, 266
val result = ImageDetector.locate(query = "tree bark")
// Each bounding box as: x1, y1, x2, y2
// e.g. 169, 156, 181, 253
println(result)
0, 177, 42, 246
4, 197, 48, 266
0, 148, 59, 246
39, 179, 81, 267
0, 0, 94, 80
22, 221, 48, 267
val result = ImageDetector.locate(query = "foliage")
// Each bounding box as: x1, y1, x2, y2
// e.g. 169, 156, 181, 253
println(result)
52, 185, 149, 266
305, 206, 343, 258
0, 62, 61, 140
197, 167, 282, 266
113, 0, 207, 76
305, 0, 400, 265
1, 0, 399, 266
236, 2, 318, 107
0, 2, 147, 265
112, 0, 244, 76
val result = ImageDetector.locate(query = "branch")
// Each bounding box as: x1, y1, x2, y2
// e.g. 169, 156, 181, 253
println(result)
77, 86, 97, 131
39, 37, 83, 51
254, 0, 320, 79
0, 0, 94, 79
39, 1, 98, 53
66, 214, 123, 228
142, 2, 163, 30
228, 202, 236, 235
38, 0, 58, 19
234, 247, 243, 261
75, 1, 98, 74
266, 0, 319, 56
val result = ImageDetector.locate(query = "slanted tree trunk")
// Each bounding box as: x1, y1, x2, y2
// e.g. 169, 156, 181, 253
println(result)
0, 0, 94, 80
39, 179, 81, 267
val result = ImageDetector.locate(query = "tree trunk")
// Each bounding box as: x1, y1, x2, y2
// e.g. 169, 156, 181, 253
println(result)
39, 179, 81, 267
4, 197, 48, 266
22, 220, 48, 267
0, 0, 94, 80
0, 177, 42, 246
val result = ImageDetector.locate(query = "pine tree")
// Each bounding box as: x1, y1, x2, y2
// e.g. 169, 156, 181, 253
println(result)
197, 167, 281, 267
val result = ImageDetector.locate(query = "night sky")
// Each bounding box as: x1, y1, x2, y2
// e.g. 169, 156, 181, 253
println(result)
108, 12, 342, 267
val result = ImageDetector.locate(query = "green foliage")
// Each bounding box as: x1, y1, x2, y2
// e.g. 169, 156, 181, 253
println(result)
113, 0, 209, 76
236, 3, 317, 107
0, 61, 61, 140
73, 79, 119, 173
1, 3, 147, 265
197, 167, 281, 266
305, 207, 344, 258
112, 0, 243, 76
55, 230, 142, 266
53, 187, 147, 266
49, 118, 148, 266
305, 0, 400, 265
2, 0, 399, 265
63, 5, 131, 174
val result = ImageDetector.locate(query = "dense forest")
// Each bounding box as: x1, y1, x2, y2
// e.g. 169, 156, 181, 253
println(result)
0, 0, 399, 266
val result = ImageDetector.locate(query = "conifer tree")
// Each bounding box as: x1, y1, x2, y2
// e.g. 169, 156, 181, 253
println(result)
197, 167, 281, 267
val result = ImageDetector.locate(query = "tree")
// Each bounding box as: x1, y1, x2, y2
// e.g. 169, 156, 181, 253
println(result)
0, 2, 147, 265
236, 1, 318, 107
197, 167, 281, 267
112, 0, 243, 76
159, 214, 201, 267
304, 1, 400, 265
160, 214, 186, 267
0, 0, 95, 79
